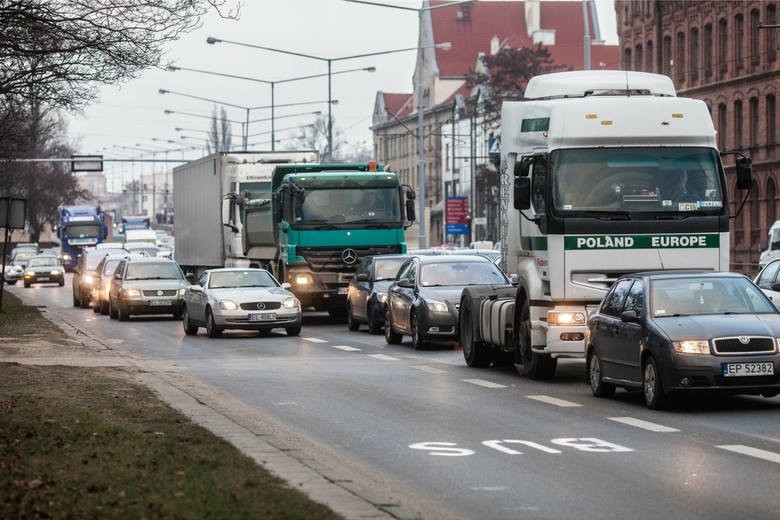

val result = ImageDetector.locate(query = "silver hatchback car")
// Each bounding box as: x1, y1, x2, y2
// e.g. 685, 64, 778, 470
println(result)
182, 268, 301, 338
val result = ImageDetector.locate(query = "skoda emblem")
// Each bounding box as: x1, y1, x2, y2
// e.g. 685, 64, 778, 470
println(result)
739, 336, 750, 344
256, 302, 266, 310
341, 248, 358, 265
156, 290, 163, 296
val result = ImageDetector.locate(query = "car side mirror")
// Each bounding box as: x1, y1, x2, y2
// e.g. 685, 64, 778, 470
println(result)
355, 273, 369, 282
189, 285, 203, 293
396, 278, 414, 289
620, 310, 641, 323
771, 282, 780, 292
509, 273, 519, 286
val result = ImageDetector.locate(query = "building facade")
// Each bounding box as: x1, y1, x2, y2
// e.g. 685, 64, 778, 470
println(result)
616, 0, 780, 274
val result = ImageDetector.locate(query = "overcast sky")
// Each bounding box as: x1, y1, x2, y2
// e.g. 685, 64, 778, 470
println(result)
67, 0, 617, 189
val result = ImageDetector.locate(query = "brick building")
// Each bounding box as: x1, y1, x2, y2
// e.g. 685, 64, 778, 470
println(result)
616, 0, 780, 274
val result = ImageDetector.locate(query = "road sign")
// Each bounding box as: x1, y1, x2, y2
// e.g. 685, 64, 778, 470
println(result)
446, 196, 469, 236
0, 197, 26, 229
71, 155, 103, 172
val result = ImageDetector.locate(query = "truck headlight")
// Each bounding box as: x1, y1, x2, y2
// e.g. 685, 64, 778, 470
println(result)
294, 274, 312, 285
672, 340, 710, 354
219, 299, 238, 311
282, 297, 300, 309
547, 311, 586, 326
425, 299, 448, 313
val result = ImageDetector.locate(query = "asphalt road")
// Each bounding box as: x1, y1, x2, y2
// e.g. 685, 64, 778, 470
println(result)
9, 276, 780, 520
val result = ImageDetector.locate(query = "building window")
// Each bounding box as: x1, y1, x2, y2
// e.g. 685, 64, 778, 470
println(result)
734, 100, 743, 150
768, 5, 778, 62
749, 97, 759, 148
690, 28, 699, 83
718, 18, 728, 76
624, 47, 632, 70
734, 14, 745, 70
704, 23, 713, 78
646, 40, 654, 72
663, 35, 672, 76
676, 32, 686, 83
750, 9, 761, 66
635, 44, 643, 72
718, 103, 728, 151
767, 178, 777, 226
768, 94, 777, 145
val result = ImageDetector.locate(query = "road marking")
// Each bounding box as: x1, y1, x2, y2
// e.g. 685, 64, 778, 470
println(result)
470, 486, 507, 491
274, 402, 298, 406
717, 445, 780, 464
411, 365, 447, 374
369, 354, 400, 361
608, 417, 680, 433
525, 395, 582, 407
463, 378, 508, 389
330, 345, 362, 352
302, 337, 328, 343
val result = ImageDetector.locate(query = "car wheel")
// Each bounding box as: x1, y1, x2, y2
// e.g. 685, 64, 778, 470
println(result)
367, 303, 382, 335
517, 296, 557, 379
588, 349, 616, 398
73, 290, 80, 307
58, 280, 64, 287
206, 308, 221, 338
257, 328, 272, 338
460, 295, 491, 367
24, 281, 30, 288
384, 307, 402, 345
182, 306, 198, 336
643, 356, 668, 410
285, 326, 301, 337
410, 311, 425, 350
109, 299, 118, 319
100, 301, 109, 315
347, 302, 360, 331
7, 280, 17, 285
92, 300, 101, 313
80, 291, 89, 309
118, 303, 129, 321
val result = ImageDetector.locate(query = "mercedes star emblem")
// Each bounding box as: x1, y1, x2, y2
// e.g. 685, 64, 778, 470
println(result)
256, 302, 266, 310
341, 248, 358, 265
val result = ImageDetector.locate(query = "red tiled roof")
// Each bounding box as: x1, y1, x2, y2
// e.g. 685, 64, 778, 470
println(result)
430, 0, 620, 77
382, 92, 414, 119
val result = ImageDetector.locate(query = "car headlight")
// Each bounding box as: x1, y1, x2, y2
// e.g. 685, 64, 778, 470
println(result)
283, 297, 300, 309
219, 299, 238, 311
376, 291, 387, 303
425, 299, 449, 313
123, 288, 141, 298
547, 311, 586, 326
50, 270, 60, 275
672, 340, 710, 354
178, 288, 186, 297
83, 274, 94, 284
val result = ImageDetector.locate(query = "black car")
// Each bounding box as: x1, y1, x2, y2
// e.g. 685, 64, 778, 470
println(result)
384, 254, 508, 349
586, 271, 780, 409
346, 254, 409, 333
72, 246, 127, 308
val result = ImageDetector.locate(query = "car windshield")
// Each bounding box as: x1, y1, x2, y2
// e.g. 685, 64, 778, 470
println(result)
27, 257, 59, 267
651, 276, 777, 317
103, 258, 123, 275
12, 252, 35, 262
420, 261, 507, 287
208, 270, 277, 289
85, 252, 111, 270
374, 258, 407, 280
125, 262, 183, 280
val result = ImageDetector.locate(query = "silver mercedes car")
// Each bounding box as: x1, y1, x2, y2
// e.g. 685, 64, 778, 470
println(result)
182, 268, 302, 338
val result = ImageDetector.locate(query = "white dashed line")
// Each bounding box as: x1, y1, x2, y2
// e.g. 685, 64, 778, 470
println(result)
525, 395, 582, 407
463, 378, 508, 389
608, 417, 680, 433
411, 365, 448, 374
330, 345, 362, 352
301, 337, 328, 343
369, 354, 400, 361
717, 445, 780, 464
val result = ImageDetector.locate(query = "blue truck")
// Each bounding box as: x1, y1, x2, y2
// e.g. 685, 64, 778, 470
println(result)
56, 206, 108, 270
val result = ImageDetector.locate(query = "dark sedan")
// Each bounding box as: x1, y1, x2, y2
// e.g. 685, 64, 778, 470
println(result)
346, 254, 409, 334
384, 255, 508, 349
586, 271, 780, 409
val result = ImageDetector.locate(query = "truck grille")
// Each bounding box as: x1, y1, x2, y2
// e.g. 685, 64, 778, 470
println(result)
299, 246, 402, 272
712, 336, 776, 355
239, 301, 282, 311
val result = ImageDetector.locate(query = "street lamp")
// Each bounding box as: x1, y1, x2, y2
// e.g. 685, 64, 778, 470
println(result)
343, 0, 463, 247
167, 64, 370, 151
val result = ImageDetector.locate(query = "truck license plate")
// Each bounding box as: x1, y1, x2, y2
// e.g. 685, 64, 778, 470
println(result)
249, 313, 276, 321
722, 362, 774, 377
149, 300, 172, 306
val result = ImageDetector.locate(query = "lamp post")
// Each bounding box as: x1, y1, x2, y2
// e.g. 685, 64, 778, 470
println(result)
209, 31, 452, 245
167, 64, 370, 151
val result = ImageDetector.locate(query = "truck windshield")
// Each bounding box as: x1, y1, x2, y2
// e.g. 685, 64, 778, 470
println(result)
293, 187, 401, 225
63, 223, 101, 238
551, 147, 724, 215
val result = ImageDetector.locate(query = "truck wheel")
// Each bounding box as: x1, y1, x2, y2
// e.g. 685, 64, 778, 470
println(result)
182, 306, 198, 336
410, 311, 425, 350
384, 308, 402, 345
516, 296, 557, 380
367, 303, 382, 335
643, 356, 668, 410
347, 302, 360, 331
588, 349, 615, 398
206, 308, 222, 338
460, 293, 491, 367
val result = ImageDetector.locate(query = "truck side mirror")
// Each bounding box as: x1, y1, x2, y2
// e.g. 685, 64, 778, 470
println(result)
514, 176, 531, 210
735, 156, 753, 190
405, 199, 416, 223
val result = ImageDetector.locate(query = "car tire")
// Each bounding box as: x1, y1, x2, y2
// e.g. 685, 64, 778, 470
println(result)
643, 356, 668, 410
100, 301, 109, 315
517, 296, 557, 380
7, 280, 17, 286
24, 281, 30, 288
73, 291, 80, 307
410, 311, 425, 350
58, 280, 64, 287
460, 293, 492, 367
588, 349, 616, 398
182, 306, 198, 336
92, 300, 100, 313
109, 299, 118, 319
258, 329, 272, 338
80, 290, 89, 308
367, 303, 382, 335
118, 304, 129, 321
384, 308, 403, 345
347, 302, 360, 331
285, 326, 301, 337
206, 308, 221, 338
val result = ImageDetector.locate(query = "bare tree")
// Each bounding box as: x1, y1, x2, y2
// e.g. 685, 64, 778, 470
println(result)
0, 0, 241, 110
206, 105, 232, 153
290, 113, 344, 160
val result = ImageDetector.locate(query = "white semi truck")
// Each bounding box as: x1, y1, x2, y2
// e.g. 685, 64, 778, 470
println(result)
458, 70, 753, 379
173, 150, 318, 275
